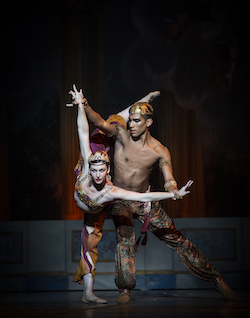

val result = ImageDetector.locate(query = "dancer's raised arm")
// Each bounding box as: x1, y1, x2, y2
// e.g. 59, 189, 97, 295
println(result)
68, 84, 92, 178
68, 86, 117, 137
67, 87, 161, 136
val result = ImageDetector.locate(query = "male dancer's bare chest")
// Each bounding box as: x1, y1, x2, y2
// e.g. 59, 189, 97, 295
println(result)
115, 142, 159, 172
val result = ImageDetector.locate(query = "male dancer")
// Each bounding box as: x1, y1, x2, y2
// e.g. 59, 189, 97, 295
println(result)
74, 89, 235, 303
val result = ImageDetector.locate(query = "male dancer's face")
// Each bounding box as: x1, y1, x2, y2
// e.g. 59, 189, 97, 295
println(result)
128, 113, 148, 138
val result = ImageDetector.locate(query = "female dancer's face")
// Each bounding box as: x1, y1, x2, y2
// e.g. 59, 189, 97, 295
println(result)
89, 163, 109, 185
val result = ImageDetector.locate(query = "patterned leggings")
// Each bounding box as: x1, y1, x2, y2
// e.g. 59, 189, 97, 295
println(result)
111, 199, 220, 290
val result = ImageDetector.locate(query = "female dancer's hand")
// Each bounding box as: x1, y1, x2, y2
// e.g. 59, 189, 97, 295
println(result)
67, 84, 87, 107
173, 180, 194, 200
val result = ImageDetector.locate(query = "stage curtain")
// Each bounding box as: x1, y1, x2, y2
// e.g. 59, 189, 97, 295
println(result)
157, 90, 205, 218
0, 105, 9, 221
60, 1, 104, 220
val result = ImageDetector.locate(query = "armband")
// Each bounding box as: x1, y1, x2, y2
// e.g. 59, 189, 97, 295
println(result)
164, 180, 178, 191
159, 159, 173, 170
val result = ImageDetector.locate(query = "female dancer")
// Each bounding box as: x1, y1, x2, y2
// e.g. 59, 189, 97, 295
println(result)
68, 85, 193, 304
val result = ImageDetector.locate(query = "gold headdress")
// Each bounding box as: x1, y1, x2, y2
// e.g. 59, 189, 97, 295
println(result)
129, 102, 154, 117
88, 150, 110, 164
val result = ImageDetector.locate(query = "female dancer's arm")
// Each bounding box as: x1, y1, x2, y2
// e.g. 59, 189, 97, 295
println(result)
110, 180, 193, 202
68, 84, 92, 178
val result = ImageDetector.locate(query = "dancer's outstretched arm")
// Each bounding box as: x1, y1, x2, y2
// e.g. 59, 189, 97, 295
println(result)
108, 180, 193, 202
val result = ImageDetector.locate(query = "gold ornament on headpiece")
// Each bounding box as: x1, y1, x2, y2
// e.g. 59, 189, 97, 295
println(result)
88, 151, 110, 164
129, 102, 154, 117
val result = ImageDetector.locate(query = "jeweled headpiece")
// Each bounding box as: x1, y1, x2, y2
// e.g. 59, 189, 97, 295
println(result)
88, 150, 110, 165
129, 102, 154, 117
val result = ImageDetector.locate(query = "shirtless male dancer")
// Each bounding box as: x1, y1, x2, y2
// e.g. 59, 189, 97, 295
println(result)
75, 88, 235, 303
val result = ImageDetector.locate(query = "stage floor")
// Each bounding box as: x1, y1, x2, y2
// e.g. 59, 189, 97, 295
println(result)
1, 289, 249, 318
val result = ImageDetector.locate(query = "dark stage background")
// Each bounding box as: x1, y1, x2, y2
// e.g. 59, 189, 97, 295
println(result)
1, 0, 249, 221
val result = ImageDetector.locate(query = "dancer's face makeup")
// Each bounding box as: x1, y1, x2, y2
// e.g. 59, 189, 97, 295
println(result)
89, 163, 109, 184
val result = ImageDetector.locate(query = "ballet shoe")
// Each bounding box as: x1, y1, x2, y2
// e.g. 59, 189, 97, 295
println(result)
82, 292, 107, 304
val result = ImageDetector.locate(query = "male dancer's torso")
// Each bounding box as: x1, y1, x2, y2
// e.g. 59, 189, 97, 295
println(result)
112, 129, 167, 193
